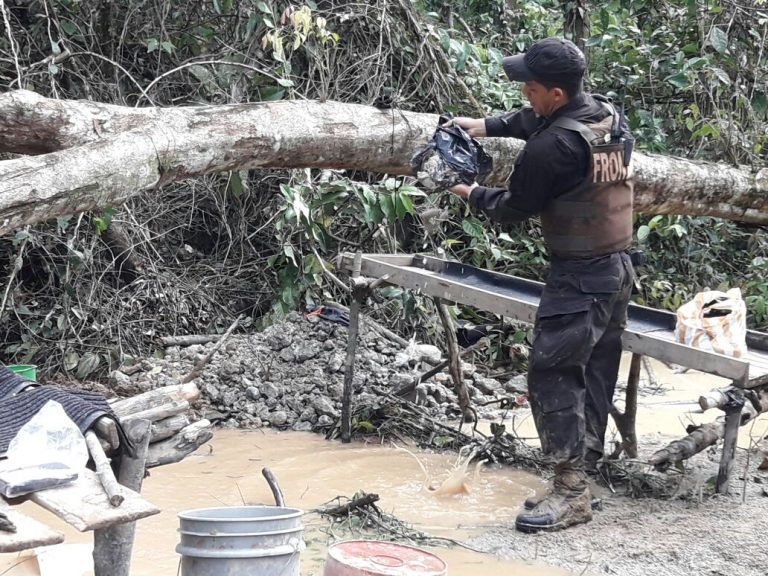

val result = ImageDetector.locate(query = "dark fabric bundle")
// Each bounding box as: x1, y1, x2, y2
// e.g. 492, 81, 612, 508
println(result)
0, 365, 132, 459
0, 366, 33, 400
410, 113, 493, 192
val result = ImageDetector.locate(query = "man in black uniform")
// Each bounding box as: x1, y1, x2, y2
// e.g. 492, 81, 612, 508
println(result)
448, 37, 635, 533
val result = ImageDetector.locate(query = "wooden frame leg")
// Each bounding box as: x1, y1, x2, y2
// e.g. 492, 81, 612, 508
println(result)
434, 298, 474, 424
341, 284, 365, 443
93, 418, 152, 576
716, 387, 745, 494
610, 353, 641, 458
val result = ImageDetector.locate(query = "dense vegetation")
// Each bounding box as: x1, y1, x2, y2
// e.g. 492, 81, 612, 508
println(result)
0, 0, 766, 377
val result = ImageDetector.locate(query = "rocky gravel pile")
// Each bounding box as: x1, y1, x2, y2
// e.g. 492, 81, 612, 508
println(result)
112, 312, 527, 431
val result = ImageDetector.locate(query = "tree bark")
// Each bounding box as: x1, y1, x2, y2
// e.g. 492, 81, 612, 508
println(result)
648, 421, 725, 471
110, 383, 200, 418
0, 90, 767, 231
145, 420, 213, 468
435, 299, 474, 423
649, 389, 768, 470
564, 0, 589, 53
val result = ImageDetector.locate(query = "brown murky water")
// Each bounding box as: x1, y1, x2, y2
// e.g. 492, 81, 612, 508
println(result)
2, 355, 762, 576
1, 429, 573, 576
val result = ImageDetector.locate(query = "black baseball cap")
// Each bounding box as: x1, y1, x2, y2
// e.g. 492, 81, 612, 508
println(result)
502, 37, 585, 84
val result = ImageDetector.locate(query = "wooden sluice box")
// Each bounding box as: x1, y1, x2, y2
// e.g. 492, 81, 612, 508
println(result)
340, 252, 768, 492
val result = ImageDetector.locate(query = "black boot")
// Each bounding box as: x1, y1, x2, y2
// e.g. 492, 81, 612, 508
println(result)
516, 466, 592, 533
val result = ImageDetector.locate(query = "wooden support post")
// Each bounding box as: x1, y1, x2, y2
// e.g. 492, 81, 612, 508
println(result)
610, 353, 641, 458
716, 386, 745, 494
341, 283, 365, 443
434, 298, 474, 423
93, 418, 152, 576
341, 252, 364, 444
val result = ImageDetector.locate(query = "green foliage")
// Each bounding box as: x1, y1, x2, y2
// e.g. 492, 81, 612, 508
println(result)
268, 177, 426, 316
2, 0, 768, 375
92, 209, 115, 236
416, 0, 768, 332
632, 214, 768, 328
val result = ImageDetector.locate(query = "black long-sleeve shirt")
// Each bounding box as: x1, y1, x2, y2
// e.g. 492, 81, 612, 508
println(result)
469, 92, 625, 224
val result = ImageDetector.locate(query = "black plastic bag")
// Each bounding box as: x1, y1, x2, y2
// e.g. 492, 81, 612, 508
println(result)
410, 113, 493, 192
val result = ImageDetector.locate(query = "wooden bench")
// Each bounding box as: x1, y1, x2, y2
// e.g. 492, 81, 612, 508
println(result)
0, 499, 64, 554
339, 252, 768, 491
0, 419, 159, 572
0, 469, 159, 551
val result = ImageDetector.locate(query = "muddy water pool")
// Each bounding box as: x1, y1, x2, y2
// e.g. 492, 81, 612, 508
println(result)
2, 355, 760, 576
2, 428, 574, 575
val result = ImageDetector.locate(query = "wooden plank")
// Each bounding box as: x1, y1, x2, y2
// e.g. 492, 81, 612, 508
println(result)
623, 329, 757, 385
746, 350, 768, 371
342, 253, 768, 387
745, 372, 768, 389
355, 256, 540, 324
340, 253, 415, 269
0, 500, 64, 553
620, 331, 749, 381
30, 469, 160, 532
354, 255, 750, 381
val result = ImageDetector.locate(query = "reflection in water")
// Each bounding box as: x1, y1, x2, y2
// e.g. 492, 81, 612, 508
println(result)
0, 429, 574, 576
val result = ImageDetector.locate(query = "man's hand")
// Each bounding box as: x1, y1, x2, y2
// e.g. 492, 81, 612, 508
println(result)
448, 182, 478, 199
442, 116, 487, 138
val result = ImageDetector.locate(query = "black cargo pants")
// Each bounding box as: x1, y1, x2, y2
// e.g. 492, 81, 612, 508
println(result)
527, 251, 634, 468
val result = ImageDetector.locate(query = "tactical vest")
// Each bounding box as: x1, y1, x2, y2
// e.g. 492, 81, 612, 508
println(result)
539, 102, 634, 259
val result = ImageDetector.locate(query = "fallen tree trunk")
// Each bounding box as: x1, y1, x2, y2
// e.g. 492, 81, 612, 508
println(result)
106, 384, 213, 471
110, 383, 200, 418
121, 400, 190, 426
149, 413, 192, 443
0, 90, 767, 232
649, 388, 768, 470
145, 420, 214, 468
649, 421, 725, 471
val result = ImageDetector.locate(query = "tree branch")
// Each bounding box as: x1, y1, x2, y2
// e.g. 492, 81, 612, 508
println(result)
0, 90, 767, 232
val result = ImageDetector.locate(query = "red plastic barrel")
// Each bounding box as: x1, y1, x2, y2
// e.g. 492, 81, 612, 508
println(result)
323, 540, 447, 576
